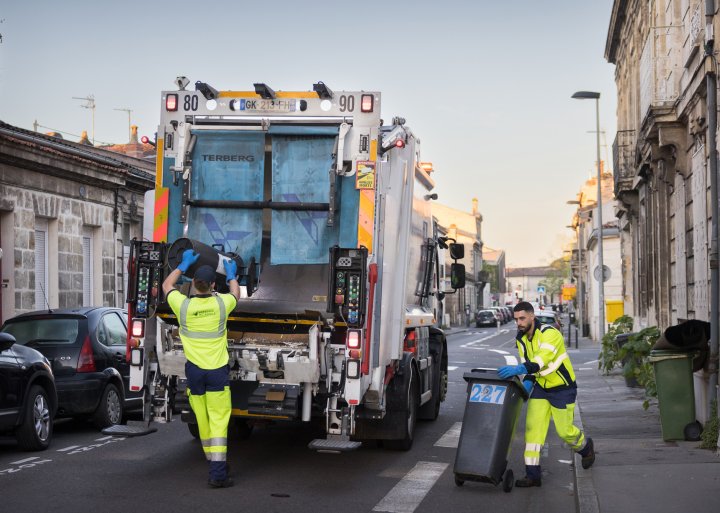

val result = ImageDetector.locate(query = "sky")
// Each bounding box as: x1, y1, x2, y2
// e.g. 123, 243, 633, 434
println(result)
0, 1, 617, 268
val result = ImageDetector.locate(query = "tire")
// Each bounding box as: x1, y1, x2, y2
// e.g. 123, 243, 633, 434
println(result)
385, 367, 418, 451
419, 344, 445, 421
188, 422, 200, 439
684, 420, 703, 441
93, 383, 123, 429
502, 468, 514, 493
231, 418, 253, 440
15, 385, 53, 451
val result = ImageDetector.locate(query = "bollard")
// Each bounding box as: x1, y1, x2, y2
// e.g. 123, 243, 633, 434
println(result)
496, 319, 500, 333
574, 325, 578, 349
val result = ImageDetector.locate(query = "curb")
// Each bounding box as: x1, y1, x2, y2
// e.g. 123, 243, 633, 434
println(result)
573, 404, 600, 513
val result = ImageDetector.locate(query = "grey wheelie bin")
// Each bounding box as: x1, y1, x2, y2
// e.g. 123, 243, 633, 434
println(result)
453, 368, 529, 493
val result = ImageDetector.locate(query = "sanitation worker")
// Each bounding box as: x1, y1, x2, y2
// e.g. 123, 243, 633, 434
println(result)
162, 249, 240, 488
498, 301, 595, 487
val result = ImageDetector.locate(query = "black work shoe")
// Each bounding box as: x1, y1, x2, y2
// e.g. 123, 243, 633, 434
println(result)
208, 477, 234, 488
515, 477, 542, 487
581, 437, 595, 469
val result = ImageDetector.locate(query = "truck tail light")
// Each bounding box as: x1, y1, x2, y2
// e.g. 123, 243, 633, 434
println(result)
166, 94, 178, 111
131, 319, 145, 338
361, 94, 374, 113
346, 329, 362, 350
404, 329, 417, 353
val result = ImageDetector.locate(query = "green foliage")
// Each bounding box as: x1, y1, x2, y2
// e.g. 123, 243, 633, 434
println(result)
700, 400, 718, 450
598, 315, 634, 375
481, 263, 499, 292
539, 258, 570, 302
618, 327, 661, 410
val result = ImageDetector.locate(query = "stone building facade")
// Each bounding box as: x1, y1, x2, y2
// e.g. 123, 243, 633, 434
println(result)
606, 0, 720, 422
433, 199, 483, 327
606, 0, 715, 329
0, 122, 155, 321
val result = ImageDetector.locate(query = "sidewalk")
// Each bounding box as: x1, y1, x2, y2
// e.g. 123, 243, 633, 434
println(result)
571, 332, 720, 513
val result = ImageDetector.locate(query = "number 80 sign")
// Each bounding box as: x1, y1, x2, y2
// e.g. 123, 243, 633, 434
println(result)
469, 384, 507, 405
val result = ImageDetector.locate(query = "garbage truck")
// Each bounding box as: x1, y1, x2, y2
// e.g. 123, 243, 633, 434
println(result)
116, 78, 466, 451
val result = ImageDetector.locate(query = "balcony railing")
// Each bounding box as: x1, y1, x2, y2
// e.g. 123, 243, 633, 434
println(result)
613, 129, 636, 195
639, 28, 681, 119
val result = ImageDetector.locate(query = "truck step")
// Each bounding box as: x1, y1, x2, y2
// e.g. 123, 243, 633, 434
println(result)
308, 438, 362, 453
101, 422, 158, 437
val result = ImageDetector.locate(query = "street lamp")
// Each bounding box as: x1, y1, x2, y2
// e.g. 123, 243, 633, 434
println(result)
572, 90, 605, 340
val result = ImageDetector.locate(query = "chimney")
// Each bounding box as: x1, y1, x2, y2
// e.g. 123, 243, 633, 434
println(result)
472, 198, 478, 216
79, 130, 92, 145
130, 125, 139, 145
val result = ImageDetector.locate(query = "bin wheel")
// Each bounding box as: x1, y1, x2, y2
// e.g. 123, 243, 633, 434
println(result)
684, 420, 703, 441
454, 475, 464, 487
502, 469, 514, 493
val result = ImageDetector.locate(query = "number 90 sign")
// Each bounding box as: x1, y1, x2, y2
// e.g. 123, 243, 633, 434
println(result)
469, 384, 507, 405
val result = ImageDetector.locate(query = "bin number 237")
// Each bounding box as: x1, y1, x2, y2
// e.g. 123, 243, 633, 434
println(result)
469, 384, 506, 405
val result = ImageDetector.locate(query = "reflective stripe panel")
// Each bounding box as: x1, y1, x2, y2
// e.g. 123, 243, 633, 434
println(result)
539, 343, 557, 353
207, 452, 227, 462
539, 353, 568, 376
179, 296, 227, 339
202, 437, 228, 448
525, 443, 542, 453
524, 456, 540, 465
533, 356, 545, 367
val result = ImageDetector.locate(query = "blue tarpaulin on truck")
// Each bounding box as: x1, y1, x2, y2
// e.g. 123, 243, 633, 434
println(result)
187, 130, 265, 264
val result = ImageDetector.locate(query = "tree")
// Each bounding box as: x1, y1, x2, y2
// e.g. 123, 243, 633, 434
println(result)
539, 258, 570, 303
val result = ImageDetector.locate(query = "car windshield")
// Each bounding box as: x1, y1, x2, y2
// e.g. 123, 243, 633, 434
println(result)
536, 315, 556, 324
2, 317, 81, 346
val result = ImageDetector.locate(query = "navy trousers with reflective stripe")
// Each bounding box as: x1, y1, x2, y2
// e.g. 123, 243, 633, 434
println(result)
185, 361, 231, 482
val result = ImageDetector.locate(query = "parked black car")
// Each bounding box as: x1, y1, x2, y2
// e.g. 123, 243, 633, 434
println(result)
0, 332, 57, 450
475, 310, 498, 328
1, 307, 141, 429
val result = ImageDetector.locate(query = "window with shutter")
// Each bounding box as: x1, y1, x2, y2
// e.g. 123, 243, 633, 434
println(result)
83, 228, 93, 306
34, 221, 48, 309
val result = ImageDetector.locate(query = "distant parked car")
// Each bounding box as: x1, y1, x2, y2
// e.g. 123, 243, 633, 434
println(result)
0, 332, 57, 450
475, 310, 498, 328
1, 307, 141, 429
536, 311, 562, 331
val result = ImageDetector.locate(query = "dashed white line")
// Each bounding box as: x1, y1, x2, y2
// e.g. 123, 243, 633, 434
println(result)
447, 366, 459, 371
434, 422, 462, 448
577, 367, 593, 371
57, 446, 80, 452
95, 436, 113, 442
10, 457, 38, 465
488, 349, 509, 355
373, 461, 448, 513
582, 359, 599, 365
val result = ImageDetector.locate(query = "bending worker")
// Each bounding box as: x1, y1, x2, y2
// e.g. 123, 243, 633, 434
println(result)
498, 301, 595, 487
162, 249, 240, 489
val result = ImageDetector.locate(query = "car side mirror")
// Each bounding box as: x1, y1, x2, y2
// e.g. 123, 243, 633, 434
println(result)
0, 332, 16, 352
450, 263, 466, 289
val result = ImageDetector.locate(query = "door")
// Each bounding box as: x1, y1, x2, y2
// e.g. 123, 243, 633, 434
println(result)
0, 345, 21, 430
98, 311, 141, 403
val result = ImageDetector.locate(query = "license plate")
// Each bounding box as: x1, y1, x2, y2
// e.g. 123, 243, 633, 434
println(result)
236, 99, 298, 112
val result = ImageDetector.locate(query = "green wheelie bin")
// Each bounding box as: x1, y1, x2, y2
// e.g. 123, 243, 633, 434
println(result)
648, 350, 702, 441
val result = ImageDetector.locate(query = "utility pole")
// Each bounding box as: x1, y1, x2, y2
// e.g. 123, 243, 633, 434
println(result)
114, 108, 133, 142
72, 95, 96, 145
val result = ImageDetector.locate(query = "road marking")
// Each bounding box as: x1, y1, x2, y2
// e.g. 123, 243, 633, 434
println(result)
582, 359, 599, 365
10, 457, 38, 465
558, 459, 573, 464
488, 349, 509, 355
373, 461, 448, 513
451, 361, 467, 364
447, 366, 459, 371
57, 446, 80, 452
434, 422, 462, 448
577, 367, 593, 371
95, 436, 113, 441
460, 331, 507, 349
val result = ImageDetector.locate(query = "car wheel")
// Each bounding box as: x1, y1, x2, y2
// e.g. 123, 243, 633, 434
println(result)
16, 385, 53, 451
93, 383, 123, 429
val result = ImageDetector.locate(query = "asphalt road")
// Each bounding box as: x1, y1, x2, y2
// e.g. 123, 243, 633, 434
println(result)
0, 327, 587, 513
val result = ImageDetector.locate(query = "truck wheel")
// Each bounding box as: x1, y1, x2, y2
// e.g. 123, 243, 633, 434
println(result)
385, 367, 418, 451
93, 383, 123, 429
231, 418, 253, 440
419, 345, 444, 421
15, 385, 53, 451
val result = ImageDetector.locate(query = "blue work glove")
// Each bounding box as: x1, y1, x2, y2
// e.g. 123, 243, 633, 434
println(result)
223, 259, 238, 284
177, 249, 199, 273
498, 364, 527, 379
523, 380, 534, 395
